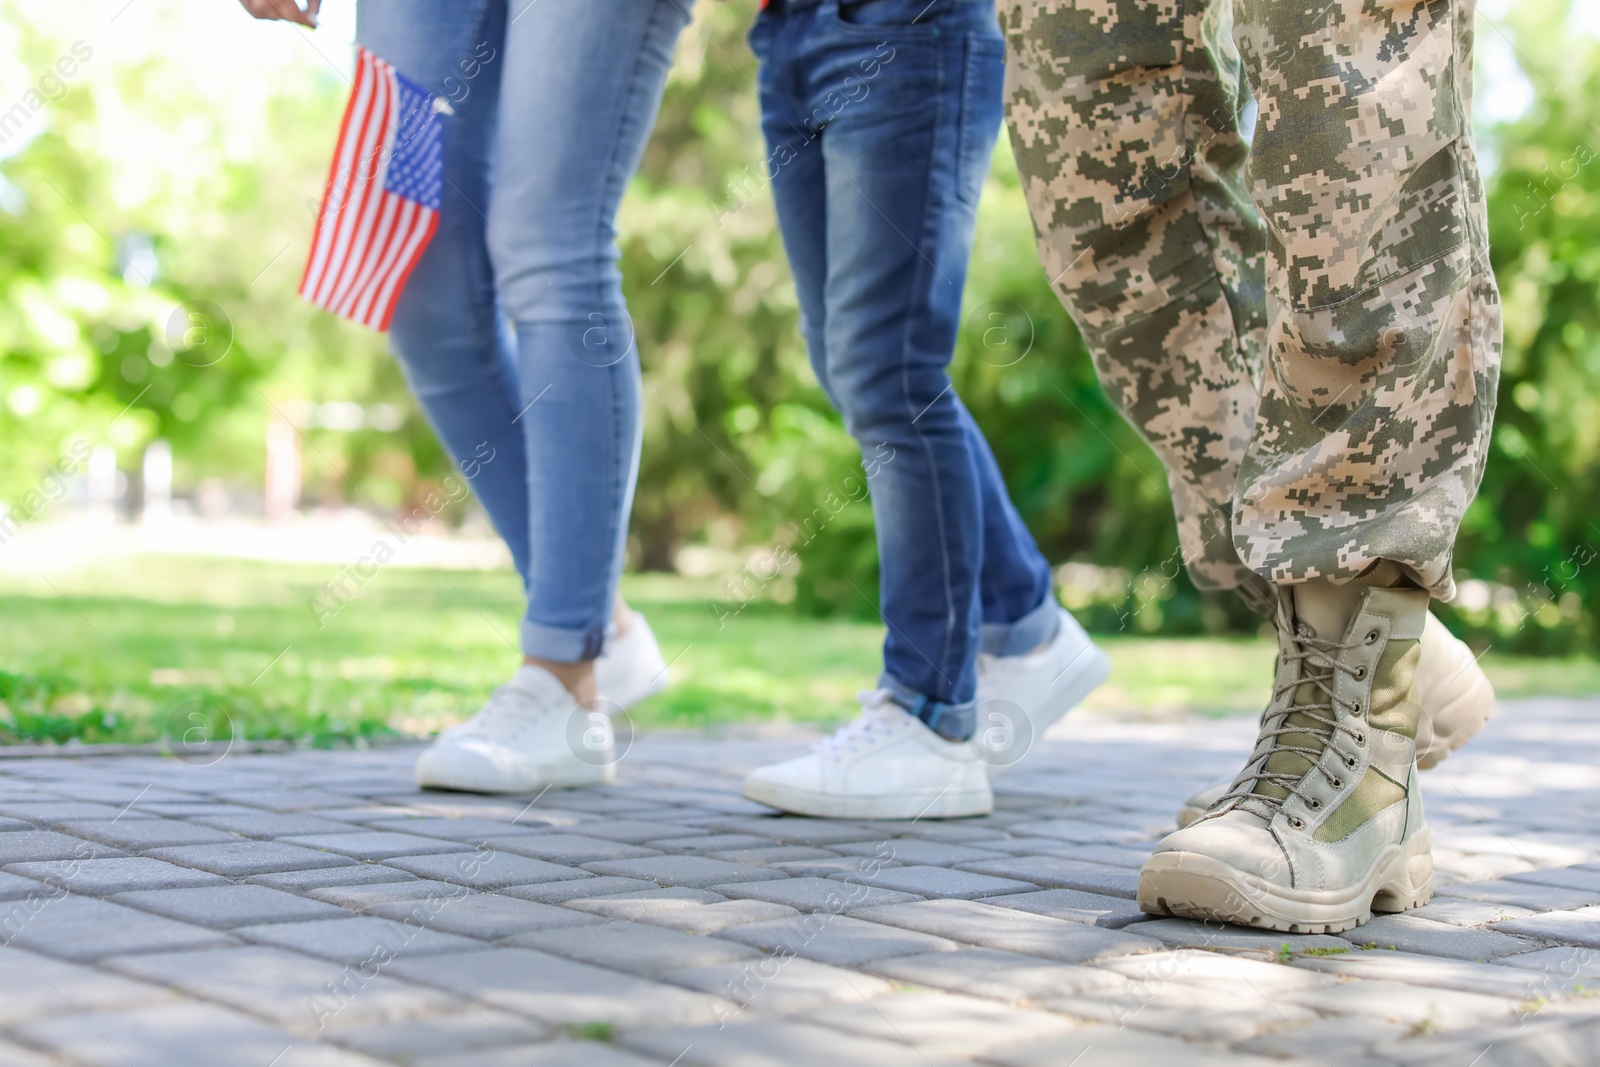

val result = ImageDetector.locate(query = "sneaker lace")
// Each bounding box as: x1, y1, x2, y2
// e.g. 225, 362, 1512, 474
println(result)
459, 682, 553, 743
1214, 616, 1368, 823
813, 690, 906, 759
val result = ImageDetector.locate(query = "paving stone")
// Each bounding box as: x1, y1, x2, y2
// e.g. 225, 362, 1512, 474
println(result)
710, 818, 887, 846
620, 1018, 970, 1067
189, 811, 364, 837
1340, 914, 1545, 961
556, 819, 701, 844
717, 914, 959, 967
0, 801, 154, 824
509, 919, 761, 976
642, 899, 801, 934
384, 850, 592, 889
1438, 876, 1600, 912
235, 915, 483, 962
0, 818, 36, 832
0, 895, 234, 960
248, 864, 418, 892
1045, 978, 1319, 1043
832, 838, 1008, 866
327, 1007, 549, 1059
810, 989, 1076, 1058
278, 831, 469, 859
1408, 897, 1536, 927
1280, 977, 1523, 1030
841, 865, 1038, 900
709, 876, 918, 913
705, 845, 839, 865
870, 948, 1132, 1001
385, 947, 731, 1026
368, 892, 603, 938
978, 888, 1151, 929
0, 1037, 61, 1066
563, 887, 726, 918
1493, 906, 1600, 948
649, 833, 782, 855
1504, 864, 1600, 894
0, 871, 52, 901
112, 884, 350, 928
1291, 948, 1577, 999
145, 841, 358, 877
1237, 1015, 1411, 1059
357, 816, 546, 842
413, 1042, 657, 1067
481, 833, 661, 864
208, 788, 367, 812
849, 899, 1160, 963
1095, 947, 1336, 992
1130, 917, 1354, 955
309, 879, 471, 912
59, 818, 242, 850
5, 856, 228, 895
0, 830, 124, 864
583, 856, 789, 889
14, 1001, 387, 1067
663, 956, 891, 1014
1371, 1016, 1600, 1067
955, 856, 1140, 898
770, 856, 898, 878
502, 876, 659, 903
0, 948, 175, 1025
1494, 944, 1600, 985
105, 945, 457, 1032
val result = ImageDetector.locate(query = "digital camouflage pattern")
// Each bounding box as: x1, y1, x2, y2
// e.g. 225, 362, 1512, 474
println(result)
1003, 0, 1501, 600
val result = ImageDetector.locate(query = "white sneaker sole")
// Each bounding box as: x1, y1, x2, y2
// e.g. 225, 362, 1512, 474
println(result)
985, 644, 1111, 779
741, 777, 993, 820
1136, 826, 1434, 934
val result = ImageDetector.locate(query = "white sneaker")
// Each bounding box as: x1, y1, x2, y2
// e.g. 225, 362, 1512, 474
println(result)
415, 665, 614, 793
595, 613, 671, 710
971, 607, 1110, 775
741, 691, 993, 819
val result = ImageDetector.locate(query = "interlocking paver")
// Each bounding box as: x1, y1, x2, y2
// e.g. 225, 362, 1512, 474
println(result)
707, 817, 886, 846
620, 1018, 969, 1067
0, 871, 52, 901
709, 875, 918, 913
0, 801, 153, 824
840, 864, 1037, 900
502, 876, 659, 903
309, 878, 471, 912
0, 948, 175, 1025
370, 891, 602, 937
481, 832, 661, 864
509, 918, 761, 976
1436, 878, 1600, 912
832, 838, 1007, 866
1495, 944, 1600, 984
357, 816, 545, 842
869, 948, 1130, 1001
663, 956, 891, 1014
1129, 918, 1353, 954
1492, 906, 1600, 947
563, 887, 725, 919
112, 884, 349, 928
717, 913, 959, 967
849, 899, 1160, 963
642, 899, 801, 934
5, 856, 228, 895
145, 840, 358, 877
248, 864, 418, 892
1408, 897, 1536, 927
953, 855, 1140, 898
280, 831, 469, 859
384, 850, 592, 889
326, 1008, 549, 1060
1, 895, 234, 960
978, 887, 1150, 929
809, 989, 1076, 1058
234, 915, 483, 962
1340, 914, 1545, 960
1236, 1015, 1411, 1060
412, 1042, 656, 1067
1279, 977, 1523, 1030
583, 855, 789, 889
1096, 947, 1335, 992
384, 947, 730, 1026
60, 818, 242, 850
190, 811, 363, 837
1291, 948, 1576, 999
0, 830, 123, 864
1045, 978, 1319, 1043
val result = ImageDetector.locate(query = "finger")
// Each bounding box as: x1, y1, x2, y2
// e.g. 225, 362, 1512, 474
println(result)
267, 0, 316, 26
304, 0, 322, 26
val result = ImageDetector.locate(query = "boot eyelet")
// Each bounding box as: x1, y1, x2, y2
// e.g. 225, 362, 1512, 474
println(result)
1354, 666, 1368, 680
1346, 755, 1359, 770
1364, 629, 1379, 645
1351, 701, 1363, 717
1288, 815, 1305, 830
1355, 732, 1367, 746
1330, 778, 1343, 789
1307, 798, 1321, 811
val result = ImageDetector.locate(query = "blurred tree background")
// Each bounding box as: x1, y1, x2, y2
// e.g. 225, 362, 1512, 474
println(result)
1, 0, 1597, 654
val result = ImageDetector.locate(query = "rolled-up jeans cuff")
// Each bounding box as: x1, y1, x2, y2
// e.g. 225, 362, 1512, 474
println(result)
879, 673, 976, 742
979, 595, 1060, 657
520, 618, 607, 662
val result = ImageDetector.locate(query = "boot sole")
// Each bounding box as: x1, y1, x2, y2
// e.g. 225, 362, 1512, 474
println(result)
741, 778, 993, 820
985, 646, 1112, 780
1137, 827, 1434, 934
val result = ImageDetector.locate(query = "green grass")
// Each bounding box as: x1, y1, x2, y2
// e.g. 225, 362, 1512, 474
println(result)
0, 556, 1595, 747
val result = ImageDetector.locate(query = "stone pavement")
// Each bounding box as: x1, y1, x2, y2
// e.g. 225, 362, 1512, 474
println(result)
2, 699, 1600, 1067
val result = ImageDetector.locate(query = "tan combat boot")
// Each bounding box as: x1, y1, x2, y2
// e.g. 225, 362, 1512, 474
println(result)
1173, 611, 1494, 827
1138, 583, 1435, 933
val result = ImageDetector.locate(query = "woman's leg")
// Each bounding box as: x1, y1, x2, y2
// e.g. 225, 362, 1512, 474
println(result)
356, 1, 531, 582
487, 0, 691, 676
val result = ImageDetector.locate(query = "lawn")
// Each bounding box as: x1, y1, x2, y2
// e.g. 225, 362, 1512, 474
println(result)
0, 556, 1595, 747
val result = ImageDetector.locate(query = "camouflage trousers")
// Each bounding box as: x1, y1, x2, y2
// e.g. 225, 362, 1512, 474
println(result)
1004, 0, 1501, 600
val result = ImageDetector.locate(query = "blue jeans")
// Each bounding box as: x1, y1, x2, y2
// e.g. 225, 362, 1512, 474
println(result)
751, 0, 1057, 740
356, 0, 690, 661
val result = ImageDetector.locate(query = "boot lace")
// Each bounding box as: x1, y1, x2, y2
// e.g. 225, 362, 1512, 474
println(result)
1213, 616, 1369, 823
814, 690, 907, 759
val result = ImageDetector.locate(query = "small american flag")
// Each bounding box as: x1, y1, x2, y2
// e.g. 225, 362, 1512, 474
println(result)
300, 46, 443, 332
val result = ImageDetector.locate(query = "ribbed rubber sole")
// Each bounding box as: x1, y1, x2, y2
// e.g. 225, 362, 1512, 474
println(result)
1137, 828, 1434, 934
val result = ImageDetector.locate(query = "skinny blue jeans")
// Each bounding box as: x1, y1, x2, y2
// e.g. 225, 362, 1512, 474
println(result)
357, 0, 690, 661
751, 0, 1058, 740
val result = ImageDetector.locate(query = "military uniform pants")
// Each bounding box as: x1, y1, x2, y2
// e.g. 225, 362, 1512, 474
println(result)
1004, 0, 1501, 600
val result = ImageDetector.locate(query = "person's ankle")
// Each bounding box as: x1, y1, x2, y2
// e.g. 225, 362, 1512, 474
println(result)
522, 655, 597, 704
611, 599, 635, 639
